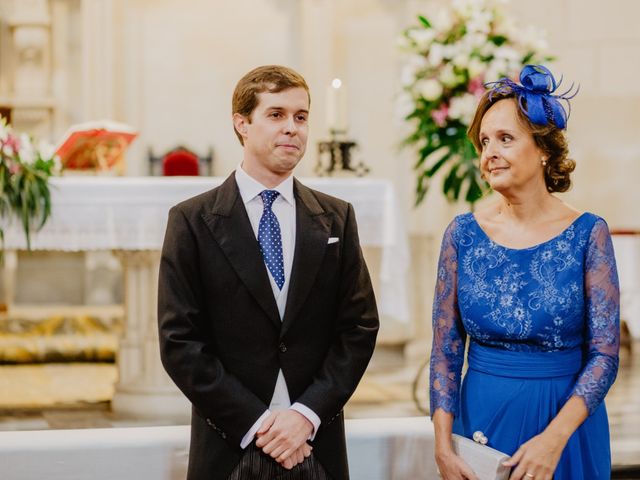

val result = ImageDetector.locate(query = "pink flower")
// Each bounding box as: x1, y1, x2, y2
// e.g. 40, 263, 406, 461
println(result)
2, 134, 21, 156
431, 103, 449, 127
468, 76, 485, 98
8, 159, 22, 175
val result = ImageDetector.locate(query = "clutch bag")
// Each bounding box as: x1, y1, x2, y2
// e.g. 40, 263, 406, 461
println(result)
451, 433, 511, 480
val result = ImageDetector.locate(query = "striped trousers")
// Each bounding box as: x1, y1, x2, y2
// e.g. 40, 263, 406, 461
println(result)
227, 443, 331, 480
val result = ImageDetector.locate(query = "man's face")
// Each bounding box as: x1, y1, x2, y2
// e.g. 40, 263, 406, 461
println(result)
234, 87, 309, 180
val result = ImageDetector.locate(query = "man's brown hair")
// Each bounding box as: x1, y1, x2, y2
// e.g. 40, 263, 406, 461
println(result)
232, 65, 310, 145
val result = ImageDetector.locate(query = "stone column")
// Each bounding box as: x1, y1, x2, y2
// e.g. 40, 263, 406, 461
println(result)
111, 250, 189, 419
4, 0, 54, 138
0, 250, 18, 313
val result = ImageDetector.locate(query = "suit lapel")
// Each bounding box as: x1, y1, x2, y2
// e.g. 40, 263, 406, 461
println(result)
202, 173, 281, 329
281, 179, 332, 337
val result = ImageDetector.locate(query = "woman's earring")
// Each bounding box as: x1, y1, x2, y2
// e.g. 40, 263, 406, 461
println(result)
541, 156, 547, 167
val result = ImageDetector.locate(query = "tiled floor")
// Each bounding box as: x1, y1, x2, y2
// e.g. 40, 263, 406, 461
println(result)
0, 342, 638, 472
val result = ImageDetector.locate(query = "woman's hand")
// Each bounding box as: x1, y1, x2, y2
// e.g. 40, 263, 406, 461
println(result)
435, 447, 480, 480
504, 430, 566, 480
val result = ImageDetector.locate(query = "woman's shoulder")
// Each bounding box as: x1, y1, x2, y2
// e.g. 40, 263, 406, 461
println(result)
447, 211, 476, 234
575, 211, 612, 241
440, 212, 479, 249
572, 210, 608, 231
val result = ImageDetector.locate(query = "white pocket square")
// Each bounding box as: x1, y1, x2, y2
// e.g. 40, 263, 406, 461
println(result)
328, 237, 340, 244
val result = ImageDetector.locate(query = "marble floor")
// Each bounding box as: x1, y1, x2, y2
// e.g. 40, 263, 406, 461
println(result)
0, 342, 639, 476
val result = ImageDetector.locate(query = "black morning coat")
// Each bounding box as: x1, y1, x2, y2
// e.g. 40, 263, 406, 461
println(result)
158, 173, 379, 480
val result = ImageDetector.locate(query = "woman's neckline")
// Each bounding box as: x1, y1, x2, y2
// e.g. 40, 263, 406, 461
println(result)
469, 211, 589, 251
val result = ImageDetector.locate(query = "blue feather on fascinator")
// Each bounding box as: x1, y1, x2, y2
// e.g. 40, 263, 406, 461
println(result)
484, 65, 579, 129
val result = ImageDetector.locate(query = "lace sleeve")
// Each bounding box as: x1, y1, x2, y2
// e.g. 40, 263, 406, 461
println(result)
571, 218, 620, 415
429, 219, 467, 418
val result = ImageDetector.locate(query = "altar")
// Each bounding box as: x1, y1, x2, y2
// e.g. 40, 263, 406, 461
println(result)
1, 176, 410, 416
612, 232, 640, 338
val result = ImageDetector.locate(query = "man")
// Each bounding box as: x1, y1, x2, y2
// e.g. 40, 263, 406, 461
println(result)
158, 65, 379, 480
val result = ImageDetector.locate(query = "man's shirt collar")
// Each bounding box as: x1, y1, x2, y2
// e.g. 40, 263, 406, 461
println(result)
235, 163, 294, 206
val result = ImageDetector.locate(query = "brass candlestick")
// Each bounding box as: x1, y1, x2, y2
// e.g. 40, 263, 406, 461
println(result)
315, 131, 370, 177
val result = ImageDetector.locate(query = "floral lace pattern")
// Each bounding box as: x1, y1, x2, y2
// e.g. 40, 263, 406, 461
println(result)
430, 212, 620, 417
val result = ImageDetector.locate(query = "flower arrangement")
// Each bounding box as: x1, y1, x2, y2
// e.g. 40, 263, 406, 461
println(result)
398, 0, 552, 206
0, 116, 61, 249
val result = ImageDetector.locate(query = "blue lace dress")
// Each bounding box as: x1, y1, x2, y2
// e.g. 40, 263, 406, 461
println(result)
429, 212, 620, 479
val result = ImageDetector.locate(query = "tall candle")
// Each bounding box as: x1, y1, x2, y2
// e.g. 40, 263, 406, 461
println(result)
326, 78, 348, 134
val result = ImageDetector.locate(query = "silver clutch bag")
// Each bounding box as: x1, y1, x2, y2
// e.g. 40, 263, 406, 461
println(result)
451, 432, 511, 480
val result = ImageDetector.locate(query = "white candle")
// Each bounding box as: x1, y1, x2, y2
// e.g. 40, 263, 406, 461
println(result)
326, 78, 348, 134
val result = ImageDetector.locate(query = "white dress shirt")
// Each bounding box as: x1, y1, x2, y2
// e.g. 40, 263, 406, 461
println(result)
235, 165, 321, 448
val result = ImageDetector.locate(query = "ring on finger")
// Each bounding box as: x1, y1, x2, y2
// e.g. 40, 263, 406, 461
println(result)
525, 473, 534, 479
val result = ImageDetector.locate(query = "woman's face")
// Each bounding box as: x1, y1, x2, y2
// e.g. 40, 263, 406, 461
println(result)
478, 99, 546, 195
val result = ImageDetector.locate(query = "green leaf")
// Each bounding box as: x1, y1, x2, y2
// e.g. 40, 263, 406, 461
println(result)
0, 156, 55, 252
443, 162, 461, 199
425, 151, 453, 178
452, 168, 464, 200
466, 179, 482, 203
418, 15, 431, 28
491, 35, 507, 46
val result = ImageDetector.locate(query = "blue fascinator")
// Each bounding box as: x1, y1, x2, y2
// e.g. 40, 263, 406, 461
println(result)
484, 65, 579, 130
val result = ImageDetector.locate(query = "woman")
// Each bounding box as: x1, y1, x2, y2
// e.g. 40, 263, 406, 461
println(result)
429, 65, 619, 480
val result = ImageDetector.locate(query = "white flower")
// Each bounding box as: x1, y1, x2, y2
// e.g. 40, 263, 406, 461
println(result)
395, 92, 417, 121
409, 53, 429, 69
452, 0, 487, 19
452, 53, 469, 69
432, 9, 454, 32
408, 28, 436, 50
485, 57, 508, 81
37, 140, 56, 161
396, 34, 412, 51
494, 46, 520, 62
479, 41, 496, 57
463, 32, 489, 50
400, 66, 415, 87
0, 121, 10, 143
467, 10, 493, 34
468, 57, 486, 78
442, 44, 460, 60
428, 43, 445, 67
494, 15, 517, 37
18, 133, 36, 164
439, 64, 462, 88
52, 155, 62, 173
400, 54, 428, 86
417, 79, 443, 101
448, 93, 479, 125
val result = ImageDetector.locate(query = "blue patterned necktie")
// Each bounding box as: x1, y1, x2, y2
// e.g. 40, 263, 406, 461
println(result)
258, 190, 285, 290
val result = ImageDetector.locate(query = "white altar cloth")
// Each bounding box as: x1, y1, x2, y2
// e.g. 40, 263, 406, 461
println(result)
2, 177, 409, 322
